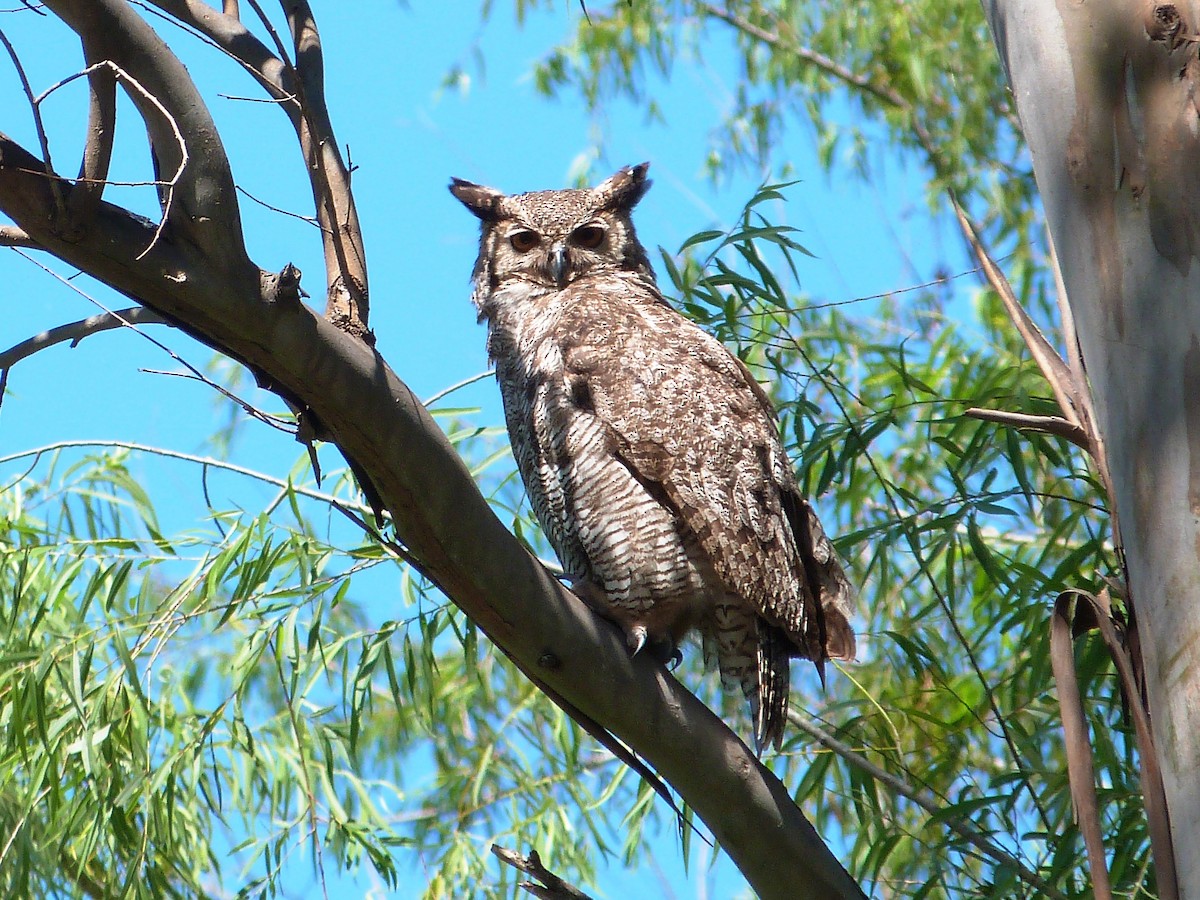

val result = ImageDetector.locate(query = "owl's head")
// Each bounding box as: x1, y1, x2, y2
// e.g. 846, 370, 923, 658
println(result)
450, 163, 655, 294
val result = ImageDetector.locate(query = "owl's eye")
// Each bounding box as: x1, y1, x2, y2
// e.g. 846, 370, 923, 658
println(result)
571, 224, 606, 249
509, 230, 540, 252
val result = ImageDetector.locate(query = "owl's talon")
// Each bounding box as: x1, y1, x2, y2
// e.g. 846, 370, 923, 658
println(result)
626, 625, 648, 656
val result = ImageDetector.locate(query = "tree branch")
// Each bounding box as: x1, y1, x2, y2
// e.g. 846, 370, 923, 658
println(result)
963, 406, 1090, 449
46, 0, 252, 268
67, 44, 117, 225
0, 306, 168, 372
147, 0, 369, 336
491, 846, 595, 900
277, 0, 369, 336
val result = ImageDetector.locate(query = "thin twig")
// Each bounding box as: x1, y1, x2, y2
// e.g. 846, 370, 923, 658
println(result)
0, 440, 379, 522
422, 370, 494, 407
9, 249, 293, 432
235, 184, 319, 226
0, 24, 65, 216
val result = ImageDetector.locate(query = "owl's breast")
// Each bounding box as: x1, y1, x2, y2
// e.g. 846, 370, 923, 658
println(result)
483, 281, 713, 634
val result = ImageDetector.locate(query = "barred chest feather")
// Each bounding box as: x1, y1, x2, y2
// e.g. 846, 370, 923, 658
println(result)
479, 277, 717, 644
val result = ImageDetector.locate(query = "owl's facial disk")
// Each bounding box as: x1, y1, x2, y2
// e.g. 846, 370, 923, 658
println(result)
505, 219, 611, 288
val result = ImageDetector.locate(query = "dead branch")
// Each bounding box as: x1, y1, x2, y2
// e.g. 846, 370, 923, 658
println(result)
491, 846, 595, 900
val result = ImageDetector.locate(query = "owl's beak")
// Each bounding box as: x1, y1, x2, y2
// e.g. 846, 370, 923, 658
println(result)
548, 243, 569, 287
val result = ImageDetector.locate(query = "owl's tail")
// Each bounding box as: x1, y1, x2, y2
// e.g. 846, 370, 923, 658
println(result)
754, 624, 793, 753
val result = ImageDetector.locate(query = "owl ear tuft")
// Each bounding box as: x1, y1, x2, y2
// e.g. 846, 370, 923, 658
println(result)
595, 162, 651, 211
449, 177, 505, 220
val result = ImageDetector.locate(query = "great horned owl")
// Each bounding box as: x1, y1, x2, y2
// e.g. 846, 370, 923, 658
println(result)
450, 163, 854, 750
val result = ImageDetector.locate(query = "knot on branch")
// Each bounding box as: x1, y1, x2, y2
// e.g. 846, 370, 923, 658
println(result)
1146, 5, 1186, 51
261, 263, 307, 306
490, 845, 594, 900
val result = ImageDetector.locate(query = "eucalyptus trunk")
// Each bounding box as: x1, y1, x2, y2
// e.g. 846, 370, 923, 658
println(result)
985, 1, 1200, 893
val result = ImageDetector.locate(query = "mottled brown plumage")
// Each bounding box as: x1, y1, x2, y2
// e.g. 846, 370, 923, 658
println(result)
451, 163, 854, 749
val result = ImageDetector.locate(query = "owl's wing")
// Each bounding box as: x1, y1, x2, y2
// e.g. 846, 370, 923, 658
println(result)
561, 284, 854, 663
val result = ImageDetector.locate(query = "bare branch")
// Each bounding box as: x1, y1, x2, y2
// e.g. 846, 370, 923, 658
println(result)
963, 406, 1091, 449
491, 846, 595, 900
67, 45, 117, 224
0, 306, 167, 371
145, 0, 368, 335
276, 0, 369, 335
0, 24, 66, 217
46, 0, 252, 267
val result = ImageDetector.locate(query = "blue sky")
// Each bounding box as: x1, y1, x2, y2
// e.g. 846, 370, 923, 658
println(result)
0, 2, 961, 897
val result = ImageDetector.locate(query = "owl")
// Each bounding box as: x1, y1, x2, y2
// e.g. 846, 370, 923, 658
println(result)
450, 163, 854, 750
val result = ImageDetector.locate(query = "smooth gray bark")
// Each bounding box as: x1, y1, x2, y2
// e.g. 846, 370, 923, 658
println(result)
984, 1, 1200, 893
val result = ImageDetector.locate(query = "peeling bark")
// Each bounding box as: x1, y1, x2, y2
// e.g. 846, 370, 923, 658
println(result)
985, 1, 1200, 894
